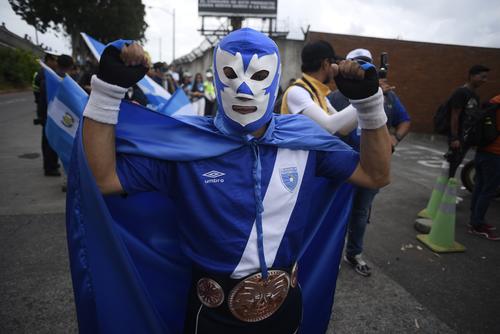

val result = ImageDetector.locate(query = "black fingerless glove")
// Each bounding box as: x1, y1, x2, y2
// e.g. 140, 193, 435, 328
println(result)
97, 43, 148, 88
334, 62, 379, 100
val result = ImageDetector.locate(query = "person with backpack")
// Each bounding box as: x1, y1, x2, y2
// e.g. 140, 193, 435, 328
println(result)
469, 94, 500, 240
444, 65, 490, 177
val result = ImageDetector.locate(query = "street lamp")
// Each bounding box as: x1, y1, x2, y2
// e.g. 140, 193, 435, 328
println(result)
148, 5, 176, 62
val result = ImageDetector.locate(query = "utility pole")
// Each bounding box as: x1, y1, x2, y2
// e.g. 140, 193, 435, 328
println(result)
34, 26, 39, 45
159, 37, 162, 60
172, 8, 175, 61
148, 6, 176, 62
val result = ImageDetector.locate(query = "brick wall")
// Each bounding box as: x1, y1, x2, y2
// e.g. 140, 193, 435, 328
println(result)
308, 31, 500, 133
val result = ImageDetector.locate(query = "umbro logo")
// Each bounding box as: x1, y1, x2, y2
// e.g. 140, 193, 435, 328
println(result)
202, 170, 225, 184
203, 170, 226, 178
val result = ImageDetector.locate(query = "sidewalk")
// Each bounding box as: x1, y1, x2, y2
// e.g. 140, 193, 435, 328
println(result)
331, 261, 454, 333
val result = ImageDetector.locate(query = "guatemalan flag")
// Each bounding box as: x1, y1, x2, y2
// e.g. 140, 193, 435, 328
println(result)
81, 32, 176, 112
42, 63, 193, 170
42, 62, 88, 171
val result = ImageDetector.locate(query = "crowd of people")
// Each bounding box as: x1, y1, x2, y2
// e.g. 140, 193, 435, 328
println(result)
32, 36, 498, 249
441, 65, 499, 240
32, 27, 498, 333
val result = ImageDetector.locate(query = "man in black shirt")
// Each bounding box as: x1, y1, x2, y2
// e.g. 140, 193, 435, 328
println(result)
446, 65, 489, 177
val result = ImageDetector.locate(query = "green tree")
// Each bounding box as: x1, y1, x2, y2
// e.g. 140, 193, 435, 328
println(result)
0, 48, 39, 89
8, 0, 148, 58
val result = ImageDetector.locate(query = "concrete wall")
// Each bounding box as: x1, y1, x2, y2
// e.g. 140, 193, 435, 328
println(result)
308, 31, 500, 133
275, 38, 303, 88
175, 38, 305, 89
177, 48, 214, 77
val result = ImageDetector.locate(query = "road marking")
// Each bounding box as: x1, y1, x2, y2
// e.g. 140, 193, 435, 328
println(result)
410, 144, 445, 155
417, 159, 443, 168
0, 98, 27, 105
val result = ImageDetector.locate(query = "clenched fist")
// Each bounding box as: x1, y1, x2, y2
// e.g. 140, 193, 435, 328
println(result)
97, 40, 150, 88
333, 60, 379, 100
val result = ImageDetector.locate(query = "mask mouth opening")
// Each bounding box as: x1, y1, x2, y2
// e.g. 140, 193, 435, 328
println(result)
232, 105, 258, 114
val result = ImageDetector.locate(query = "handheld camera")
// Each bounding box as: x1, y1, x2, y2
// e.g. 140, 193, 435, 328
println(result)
379, 52, 388, 79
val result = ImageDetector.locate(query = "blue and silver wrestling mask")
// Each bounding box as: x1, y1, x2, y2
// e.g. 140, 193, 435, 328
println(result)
214, 28, 281, 134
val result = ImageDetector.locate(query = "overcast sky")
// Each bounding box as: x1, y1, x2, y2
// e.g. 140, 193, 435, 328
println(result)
2, 0, 499, 63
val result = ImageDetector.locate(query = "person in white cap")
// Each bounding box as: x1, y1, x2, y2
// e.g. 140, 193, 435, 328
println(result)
329, 48, 411, 277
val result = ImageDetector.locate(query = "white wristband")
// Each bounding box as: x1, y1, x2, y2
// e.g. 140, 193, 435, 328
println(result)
83, 75, 127, 125
349, 88, 387, 129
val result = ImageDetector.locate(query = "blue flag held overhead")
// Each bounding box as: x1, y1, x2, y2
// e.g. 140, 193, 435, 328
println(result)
81, 32, 176, 112
41, 56, 194, 170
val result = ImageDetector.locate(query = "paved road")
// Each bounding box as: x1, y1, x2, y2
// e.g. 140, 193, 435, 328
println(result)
1, 91, 498, 333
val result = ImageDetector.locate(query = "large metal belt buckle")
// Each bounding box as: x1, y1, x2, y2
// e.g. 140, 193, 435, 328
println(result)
197, 278, 224, 308
228, 270, 290, 322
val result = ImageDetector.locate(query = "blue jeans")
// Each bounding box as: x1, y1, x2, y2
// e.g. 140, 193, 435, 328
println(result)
470, 151, 500, 227
346, 186, 379, 257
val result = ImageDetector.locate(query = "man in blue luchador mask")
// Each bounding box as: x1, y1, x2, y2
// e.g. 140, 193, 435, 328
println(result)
78, 28, 391, 333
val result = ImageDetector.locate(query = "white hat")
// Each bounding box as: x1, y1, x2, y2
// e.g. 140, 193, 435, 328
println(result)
346, 48, 373, 63
205, 72, 213, 78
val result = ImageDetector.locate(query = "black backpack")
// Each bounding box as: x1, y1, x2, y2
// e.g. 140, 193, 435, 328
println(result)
433, 101, 450, 135
464, 103, 499, 147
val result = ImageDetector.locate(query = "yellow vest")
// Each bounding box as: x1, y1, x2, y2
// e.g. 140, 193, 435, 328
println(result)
280, 73, 331, 115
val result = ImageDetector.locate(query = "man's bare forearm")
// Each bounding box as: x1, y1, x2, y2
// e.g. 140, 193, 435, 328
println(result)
83, 118, 122, 194
360, 125, 391, 187
80, 42, 149, 194
395, 121, 410, 140
450, 108, 461, 138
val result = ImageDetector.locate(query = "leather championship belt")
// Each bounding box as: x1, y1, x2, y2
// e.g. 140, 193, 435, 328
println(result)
230, 268, 294, 322
196, 264, 299, 322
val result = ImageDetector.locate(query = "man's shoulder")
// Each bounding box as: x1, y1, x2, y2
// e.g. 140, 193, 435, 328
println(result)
286, 84, 312, 98
385, 90, 403, 106
451, 86, 473, 98
449, 86, 479, 107
284, 85, 315, 114
272, 114, 348, 148
273, 113, 321, 132
274, 114, 354, 152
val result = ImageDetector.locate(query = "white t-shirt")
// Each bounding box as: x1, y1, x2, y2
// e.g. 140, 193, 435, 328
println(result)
169, 71, 180, 83
285, 86, 358, 135
286, 86, 337, 115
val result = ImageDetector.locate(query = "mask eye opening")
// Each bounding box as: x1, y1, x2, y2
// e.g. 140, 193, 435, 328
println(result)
250, 70, 269, 81
223, 67, 238, 79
